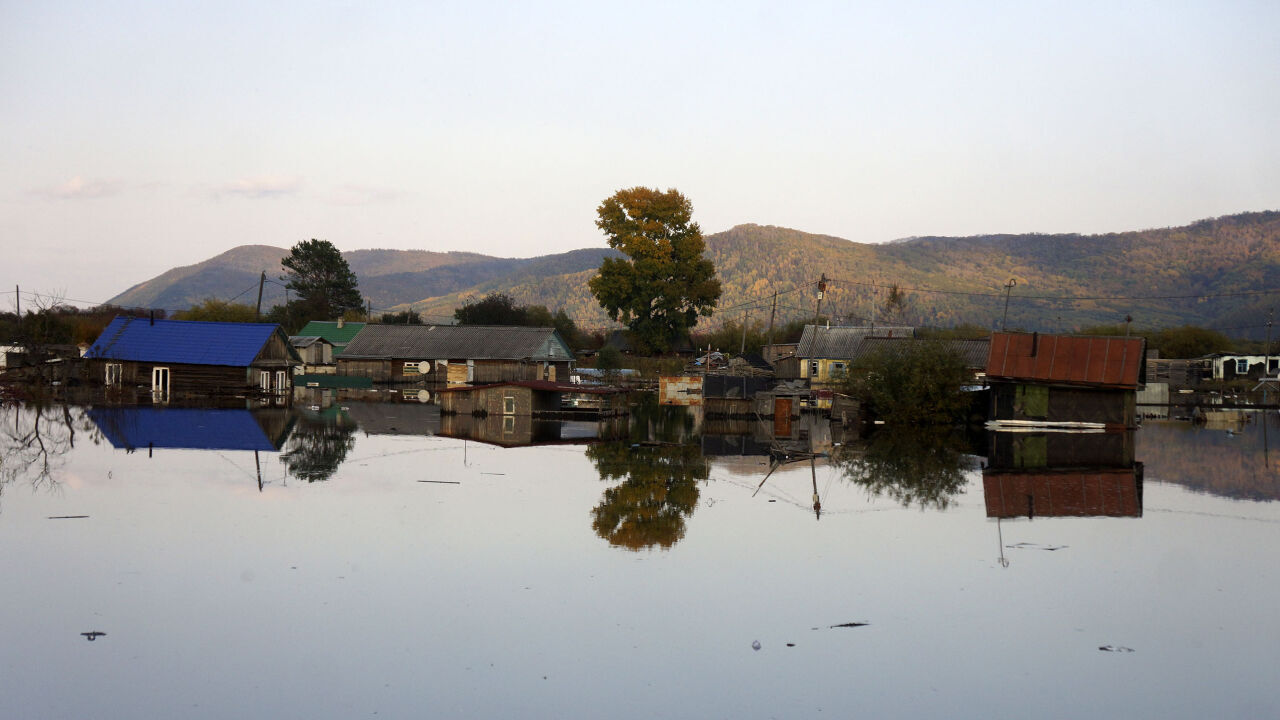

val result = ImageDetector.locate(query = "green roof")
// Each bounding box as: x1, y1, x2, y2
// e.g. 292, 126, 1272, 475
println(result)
296, 321, 366, 355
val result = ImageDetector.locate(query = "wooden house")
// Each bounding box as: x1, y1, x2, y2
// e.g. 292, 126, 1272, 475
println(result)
290, 335, 335, 366
1203, 353, 1280, 382
775, 325, 917, 385
296, 320, 366, 357
986, 332, 1146, 429
436, 380, 627, 417
85, 316, 301, 398
336, 325, 574, 384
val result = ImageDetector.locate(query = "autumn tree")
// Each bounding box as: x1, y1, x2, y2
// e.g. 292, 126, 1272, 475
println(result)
281, 239, 362, 321
589, 187, 721, 354
173, 299, 259, 323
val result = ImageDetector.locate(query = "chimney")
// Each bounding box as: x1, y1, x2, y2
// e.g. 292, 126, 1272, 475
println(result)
337, 317, 345, 329
149, 310, 155, 326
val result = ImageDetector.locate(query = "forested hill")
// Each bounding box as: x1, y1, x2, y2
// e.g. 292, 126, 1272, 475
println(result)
107, 211, 1280, 336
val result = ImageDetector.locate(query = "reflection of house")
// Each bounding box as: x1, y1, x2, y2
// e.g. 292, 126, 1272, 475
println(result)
296, 320, 365, 357
337, 325, 574, 384
986, 332, 1145, 428
87, 406, 295, 451
85, 317, 301, 396
983, 430, 1143, 518
438, 413, 625, 447
436, 380, 627, 417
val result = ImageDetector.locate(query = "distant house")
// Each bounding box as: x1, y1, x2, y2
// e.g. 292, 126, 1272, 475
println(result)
1203, 353, 1280, 382
336, 324, 574, 384
296, 320, 366, 357
436, 379, 627, 418
85, 316, 301, 397
986, 332, 1145, 428
775, 325, 917, 385
290, 336, 335, 366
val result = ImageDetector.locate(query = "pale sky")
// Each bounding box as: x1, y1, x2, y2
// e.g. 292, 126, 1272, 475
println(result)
3, 1, 1278, 305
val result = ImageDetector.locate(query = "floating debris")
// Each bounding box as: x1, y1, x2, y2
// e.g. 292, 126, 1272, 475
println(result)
1007, 542, 1068, 551
48, 516, 89, 520
1098, 645, 1134, 653
417, 480, 461, 484
81, 631, 106, 641
751, 640, 761, 651
829, 622, 869, 629
786, 643, 796, 647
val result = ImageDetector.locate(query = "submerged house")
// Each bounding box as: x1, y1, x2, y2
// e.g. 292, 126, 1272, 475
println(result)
85, 316, 301, 397
290, 335, 335, 366
986, 332, 1146, 428
336, 325, 574, 384
295, 320, 366, 358
436, 380, 628, 417
774, 325, 917, 386
983, 430, 1143, 518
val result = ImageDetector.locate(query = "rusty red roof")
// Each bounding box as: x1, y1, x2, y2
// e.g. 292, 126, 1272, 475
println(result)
983, 469, 1143, 518
986, 332, 1145, 389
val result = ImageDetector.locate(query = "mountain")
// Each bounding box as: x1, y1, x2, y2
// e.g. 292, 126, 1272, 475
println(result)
107, 211, 1280, 336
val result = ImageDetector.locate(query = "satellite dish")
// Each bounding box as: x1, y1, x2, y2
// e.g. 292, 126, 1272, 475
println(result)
416, 389, 431, 403
417, 361, 432, 374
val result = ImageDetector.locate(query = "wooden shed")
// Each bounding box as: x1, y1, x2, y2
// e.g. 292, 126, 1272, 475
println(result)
337, 324, 574, 384
436, 380, 627, 418
85, 316, 300, 399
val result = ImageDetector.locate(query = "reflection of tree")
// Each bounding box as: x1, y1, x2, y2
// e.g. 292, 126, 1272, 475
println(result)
0, 402, 97, 510
835, 427, 977, 510
587, 441, 707, 550
278, 413, 357, 482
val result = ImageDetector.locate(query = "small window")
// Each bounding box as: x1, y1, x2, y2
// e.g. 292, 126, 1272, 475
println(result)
503, 415, 515, 433
1236, 359, 1249, 374
105, 363, 122, 386
1270, 358, 1279, 374
832, 361, 847, 377
275, 371, 288, 392
503, 395, 515, 414
809, 360, 819, 376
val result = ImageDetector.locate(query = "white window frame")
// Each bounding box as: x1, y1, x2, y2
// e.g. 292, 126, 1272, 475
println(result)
151, 366, 170, 395
260, 370, 272, 390
105, 363, 123, 386
503, 395, 516, 415
275, 370, 288, 392
1236, 359, 1249, 374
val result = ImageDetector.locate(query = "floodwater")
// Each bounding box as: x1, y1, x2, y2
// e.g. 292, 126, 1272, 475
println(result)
2, 398, 1278, 719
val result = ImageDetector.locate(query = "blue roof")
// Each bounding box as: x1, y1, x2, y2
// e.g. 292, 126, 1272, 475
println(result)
87, 407, 285, 451
86, 316, 285, 367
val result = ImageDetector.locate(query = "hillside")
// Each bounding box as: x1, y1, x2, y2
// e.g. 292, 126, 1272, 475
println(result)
107, 211, 1280, 336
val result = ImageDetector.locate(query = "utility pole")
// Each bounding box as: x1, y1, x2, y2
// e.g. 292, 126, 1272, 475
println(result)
366, 299, 372, 321
14, 285, 19, 318
1266, 309, 1274, 377
814, 274, 827, 327
1000, 279, 1017, 331
740, 309, 749, 355
255, 271, 265, 321
766, 291, 777, 349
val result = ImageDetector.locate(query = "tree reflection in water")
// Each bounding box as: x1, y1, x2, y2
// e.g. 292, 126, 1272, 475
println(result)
279, 411, 357, 483
587, 400, 708, 550
0, 401, 96, 508
835, 426, 978, 510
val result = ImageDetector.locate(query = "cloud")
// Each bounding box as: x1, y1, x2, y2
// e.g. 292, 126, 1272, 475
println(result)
213, 175, 303, 199
325, 184, 402, 206
31, 176, 124, 199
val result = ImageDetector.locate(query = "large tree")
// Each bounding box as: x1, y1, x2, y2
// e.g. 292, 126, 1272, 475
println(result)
281, 239, 363, 320
589, 187, 721, 353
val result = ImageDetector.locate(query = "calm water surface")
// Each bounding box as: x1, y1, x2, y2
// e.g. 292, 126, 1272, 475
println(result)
2, 401, 1278, 719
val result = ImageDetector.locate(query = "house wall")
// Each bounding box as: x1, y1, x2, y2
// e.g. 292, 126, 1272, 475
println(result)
341, 357, 570, 384
982, 468, 1143, 518
95, 359, 278, 396
1212, 355, 1280, 381
990, 382, 1136, 427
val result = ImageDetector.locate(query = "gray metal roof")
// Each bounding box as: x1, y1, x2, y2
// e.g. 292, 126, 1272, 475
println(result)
289, 336, 330, 348
796, 325, 916, 359
341, 324, 572, 362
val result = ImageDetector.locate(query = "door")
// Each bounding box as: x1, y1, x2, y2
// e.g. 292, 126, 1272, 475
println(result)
773, 397, 793, 437
152, 367, 170, 396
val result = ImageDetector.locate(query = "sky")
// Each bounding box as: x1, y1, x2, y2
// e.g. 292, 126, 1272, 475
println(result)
2, 0, 1279, 306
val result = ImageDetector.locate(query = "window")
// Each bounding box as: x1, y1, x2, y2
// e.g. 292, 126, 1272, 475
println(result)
1270, 358, 1279, 374
503, 395, 516, 414
809, 360, 819, 377
151, 367, 170, 397
831, 361, 847, 377
105, 363, 122, 386
503, 415, 515, 433
275, 371, 288, 392
1236, 359, 1249, 374
260, 371, 272, 390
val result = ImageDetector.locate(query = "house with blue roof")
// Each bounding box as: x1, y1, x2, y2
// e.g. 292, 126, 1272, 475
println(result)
85, 316, 301, 397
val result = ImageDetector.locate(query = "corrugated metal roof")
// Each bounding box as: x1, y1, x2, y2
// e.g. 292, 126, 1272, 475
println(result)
289, 336, 328, 348
341, 324, 572, 361
986, 332, 1145, 389
297, 321, 365, 354
983, 469, 1142, 518
85, 316, 285, 367
796, 325, 916, 358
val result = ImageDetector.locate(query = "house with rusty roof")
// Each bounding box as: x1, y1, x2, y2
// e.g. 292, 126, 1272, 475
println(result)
336, 324, 574, 384
85, 316, 301, 398
986, 332, 1146, 429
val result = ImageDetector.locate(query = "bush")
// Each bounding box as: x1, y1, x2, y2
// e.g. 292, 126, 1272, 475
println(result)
844, 339, 972, 425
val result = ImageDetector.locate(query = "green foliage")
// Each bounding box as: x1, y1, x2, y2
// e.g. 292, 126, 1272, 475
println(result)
916, 323, 990, 340
844, 338, 973, 425
454, 292, 584, 350
379, 310, 422, 324
173, 299, 259, 323
595, 345, 623, 373
1147, 325, 1233, 358
279, 412, 357, 483
589, 187, 722, 353
695, 319, 768, 356
281, 239, 363, 321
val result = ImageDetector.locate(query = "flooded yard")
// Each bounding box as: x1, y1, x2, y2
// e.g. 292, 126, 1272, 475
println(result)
2, 400, 1278, 718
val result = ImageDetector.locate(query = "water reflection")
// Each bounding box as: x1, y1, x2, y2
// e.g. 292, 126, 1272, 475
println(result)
983, 430, 1143, 518
0, 402, 93, 498
280, 407, 358, 483
1138, 415, 1280, 502
834, 427, 979, 510
587, 399, 707, 550
87, 406, 295, 452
